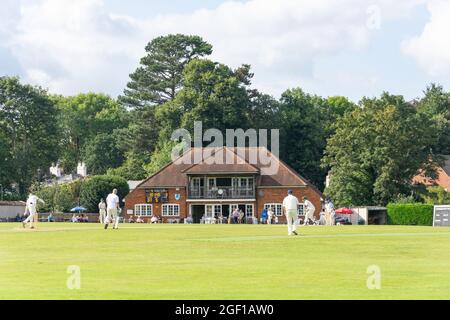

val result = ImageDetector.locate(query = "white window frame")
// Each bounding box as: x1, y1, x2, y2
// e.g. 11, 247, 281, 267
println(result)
298, 203, 305, 216
264, 203, 283, 216
246, 204, 254, 218
135, 204, 153, 217
162, 204, 180, 217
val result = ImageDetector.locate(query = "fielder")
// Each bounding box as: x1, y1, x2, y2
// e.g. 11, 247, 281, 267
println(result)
302, 196, 316, 226
98, 198, 107, 224
22, 193, 45, 229
105, 189, 120, 230
282, 190, 300, 236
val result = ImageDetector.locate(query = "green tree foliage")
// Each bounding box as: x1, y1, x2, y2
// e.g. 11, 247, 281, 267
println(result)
82, 133, 124, 175
278, 88, 328, 188
0, 77, 59, 195
156, 59, 253, 141
121, 34, 213, 108
417, 83, 450, 155
421, 186, 450, 205
246, 92, 280, 130
0, 130, 11, 190
79, 175, 129, 212
118, 35, 213, 171
32, 180, 80, 213
323, 93, 441, 206
144, 140, 179, 176
107, 151, 148, 180
56, 93, 127, 172
321, 96, 357, 136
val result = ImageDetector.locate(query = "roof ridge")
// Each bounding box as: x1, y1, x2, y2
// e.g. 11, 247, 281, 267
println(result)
182, 146, 260, 173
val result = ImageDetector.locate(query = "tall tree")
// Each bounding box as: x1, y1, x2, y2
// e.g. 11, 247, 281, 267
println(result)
118, 35, 213, 172
82, 133, 124, 175
322, 93, 440, 206
56, 93, 128, 172
0, 77, 59, 195
107, 151, 148, 180
320, 96, 357, 136
0, 129, 11, 191
156, 58, 253, 137
120, 34, 213, 109
417, 83, 450, 155
278, 88, 328, 188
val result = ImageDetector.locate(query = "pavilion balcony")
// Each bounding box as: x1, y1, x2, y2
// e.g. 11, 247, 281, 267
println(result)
187, 186, 255, 199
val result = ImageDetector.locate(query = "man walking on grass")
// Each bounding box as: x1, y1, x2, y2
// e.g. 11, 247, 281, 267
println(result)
105, 189, 120, 230
282, 190, 300, 236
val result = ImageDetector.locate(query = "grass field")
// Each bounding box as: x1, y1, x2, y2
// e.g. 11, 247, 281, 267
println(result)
1, 223, 450, 300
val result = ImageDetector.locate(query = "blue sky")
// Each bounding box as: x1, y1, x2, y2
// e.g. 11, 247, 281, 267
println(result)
0, 0, 449, 102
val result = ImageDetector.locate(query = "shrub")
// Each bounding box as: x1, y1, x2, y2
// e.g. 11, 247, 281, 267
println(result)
386, 203, 434, 226
422, 186, 450, 205
79, 175, 129, 212
32, 180, 80, 213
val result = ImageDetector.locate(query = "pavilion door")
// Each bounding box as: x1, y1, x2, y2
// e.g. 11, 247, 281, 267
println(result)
229, 204, 239, 216
205, 204, 221, 218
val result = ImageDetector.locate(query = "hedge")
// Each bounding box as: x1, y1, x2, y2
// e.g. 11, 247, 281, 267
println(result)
386, 203, 434, 226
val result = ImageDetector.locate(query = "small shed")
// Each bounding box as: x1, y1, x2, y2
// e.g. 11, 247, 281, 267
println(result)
0, 201, 26, 221
352, 206, 387, 225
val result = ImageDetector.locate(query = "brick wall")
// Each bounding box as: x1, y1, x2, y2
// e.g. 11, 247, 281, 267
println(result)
124, 187, 187, 223
124, 186, 322, 224
256, 187, 322, 223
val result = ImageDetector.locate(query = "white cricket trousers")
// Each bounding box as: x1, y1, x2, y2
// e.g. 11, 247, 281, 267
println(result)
24, 205, 37, 227
303, 209, 315, 225
106, 208, 119, 228
99, 209, 106, 224
285, 209, 298, 235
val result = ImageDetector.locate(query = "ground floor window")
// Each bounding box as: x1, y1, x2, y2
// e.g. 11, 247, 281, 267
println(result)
298, 204, 305, 216
135, 204, 152, 216
162, 204, 180, 217
264, 203, 283, 216
246, 204, 254, 217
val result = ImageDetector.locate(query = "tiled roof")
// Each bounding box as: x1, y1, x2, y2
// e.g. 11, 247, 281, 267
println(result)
183, 148, 259, 174
137, 147, 317, 189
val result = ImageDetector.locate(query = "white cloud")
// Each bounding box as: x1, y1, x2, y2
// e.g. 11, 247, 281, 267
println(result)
3, 0, 431, 97
402, 0, 450, 77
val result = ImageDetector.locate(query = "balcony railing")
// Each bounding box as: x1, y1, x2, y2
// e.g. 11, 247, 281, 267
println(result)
188, 186, 255, 199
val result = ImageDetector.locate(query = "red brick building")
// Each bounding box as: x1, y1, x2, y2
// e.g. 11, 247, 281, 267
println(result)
124, 147, 323, 223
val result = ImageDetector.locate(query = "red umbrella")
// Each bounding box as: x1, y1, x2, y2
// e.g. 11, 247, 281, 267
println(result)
336, 208, 353, 214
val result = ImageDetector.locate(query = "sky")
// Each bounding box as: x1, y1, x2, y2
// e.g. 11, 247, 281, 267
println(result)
0, 0, 449, 102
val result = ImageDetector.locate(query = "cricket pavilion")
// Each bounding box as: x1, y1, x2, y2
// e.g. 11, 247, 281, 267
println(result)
124, 147, 322, 224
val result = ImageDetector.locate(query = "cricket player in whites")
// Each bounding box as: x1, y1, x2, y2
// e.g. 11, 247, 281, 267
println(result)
23, 193, 45, 229
105, 189, 120, 230
302, 196, 316, 225
282, 190, 300, 236
98, 198, 107, 224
